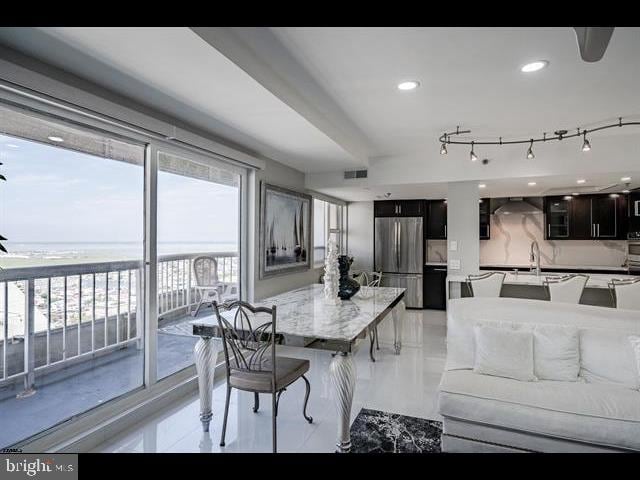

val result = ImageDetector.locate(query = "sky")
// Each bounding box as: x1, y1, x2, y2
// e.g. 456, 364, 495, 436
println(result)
0, 134, 240, 247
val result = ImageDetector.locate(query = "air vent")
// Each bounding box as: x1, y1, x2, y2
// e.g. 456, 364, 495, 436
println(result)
344, 169, 368, 179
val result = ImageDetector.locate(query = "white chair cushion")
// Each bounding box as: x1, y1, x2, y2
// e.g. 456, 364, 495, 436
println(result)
533, 324, 580, 382
546, 275, 587, 304
473, 323, 537, 382
469, 274, 504, 297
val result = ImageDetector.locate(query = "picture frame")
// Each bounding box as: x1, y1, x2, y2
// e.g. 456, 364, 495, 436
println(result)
259, 182, 312, 279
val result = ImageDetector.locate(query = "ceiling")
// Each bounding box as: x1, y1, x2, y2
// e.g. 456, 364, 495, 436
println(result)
1, 27, 640, 199
0, 27, 361, 173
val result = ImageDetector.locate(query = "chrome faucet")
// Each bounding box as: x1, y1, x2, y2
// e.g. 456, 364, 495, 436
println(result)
530, 240, 541, 276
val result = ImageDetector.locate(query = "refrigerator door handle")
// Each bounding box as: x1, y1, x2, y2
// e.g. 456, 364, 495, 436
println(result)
396, 219, 401, 271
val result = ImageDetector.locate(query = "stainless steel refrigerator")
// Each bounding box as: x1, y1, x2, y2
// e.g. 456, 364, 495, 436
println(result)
374, 216, 423, 308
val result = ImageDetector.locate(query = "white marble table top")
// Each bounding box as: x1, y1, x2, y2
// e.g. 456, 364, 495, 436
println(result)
191, 283, 405, 344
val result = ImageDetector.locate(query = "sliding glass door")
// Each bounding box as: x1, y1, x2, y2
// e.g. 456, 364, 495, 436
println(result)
0, 103, 145, 448
155, 149, 241, 379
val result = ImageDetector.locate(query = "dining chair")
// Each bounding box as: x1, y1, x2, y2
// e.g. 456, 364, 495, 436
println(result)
544, 274, 589, 304
212, 300, 313, 453
608, 278, 640, 310
355, 271, 383, 361
191, 256, 222, 317
466, 272, 506, 297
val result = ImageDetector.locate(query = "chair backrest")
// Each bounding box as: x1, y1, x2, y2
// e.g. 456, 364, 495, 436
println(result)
212, 300, 277, 389
609, 278, 640, 310
544, 274, 588, 304
193, 256, 219, 287
466, 272, 505, 297
368, 271, 382, 287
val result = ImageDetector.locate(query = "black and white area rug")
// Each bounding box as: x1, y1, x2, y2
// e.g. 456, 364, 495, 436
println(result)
349, 408, 442, 453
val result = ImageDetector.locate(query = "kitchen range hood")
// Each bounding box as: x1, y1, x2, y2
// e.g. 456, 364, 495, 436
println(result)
493, 197, 542, 215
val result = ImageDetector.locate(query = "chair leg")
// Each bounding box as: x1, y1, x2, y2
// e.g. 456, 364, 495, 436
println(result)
272, 393, 277, 453
369, 327, 376, 362
220, 385, 232, 447
192, 295, 205, 317
375, 325, 380, 350
274, 388, 286, 417
253, 392, 259, 413
302, 375, 313, 424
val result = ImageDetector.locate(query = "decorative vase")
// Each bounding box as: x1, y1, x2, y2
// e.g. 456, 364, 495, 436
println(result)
338, 255, 360, 300
323, 234, 341, 305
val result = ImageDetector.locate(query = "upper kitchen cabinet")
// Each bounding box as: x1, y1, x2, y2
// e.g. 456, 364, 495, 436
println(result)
426, 200, 447, 239
544, 196, 571, 239
545, 193, 628, 240
479, 198, 490, 240
374, 199, 424, 217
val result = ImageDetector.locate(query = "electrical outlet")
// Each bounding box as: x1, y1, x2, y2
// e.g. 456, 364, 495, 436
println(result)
449, 259, 461, 270
449, 240, 458, 251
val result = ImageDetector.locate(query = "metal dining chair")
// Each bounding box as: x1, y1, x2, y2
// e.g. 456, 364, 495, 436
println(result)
608, 278, 640, 310
466, 272, 505, 297
355, 271, 383, 361
544, 274, 589, 304
212, 300, 313, 453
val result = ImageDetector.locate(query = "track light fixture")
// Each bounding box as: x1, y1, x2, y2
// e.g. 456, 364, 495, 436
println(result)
526, 139, 535, 159
438, 117, 639, 157
470, 142, 477, 162
581, 131, 591, 151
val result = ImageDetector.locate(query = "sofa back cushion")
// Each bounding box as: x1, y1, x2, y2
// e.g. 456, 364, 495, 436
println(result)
533, 324, 580, 382
580, 328, 640, 390
473, 324, 537, 381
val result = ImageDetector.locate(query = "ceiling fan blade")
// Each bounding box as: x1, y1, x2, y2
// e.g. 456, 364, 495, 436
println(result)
573, 27, 615, 62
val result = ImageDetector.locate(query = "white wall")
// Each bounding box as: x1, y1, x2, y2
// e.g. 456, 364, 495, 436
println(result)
447, 182, 480, 274
249, 158, 324, 301
346, 201, 373, 272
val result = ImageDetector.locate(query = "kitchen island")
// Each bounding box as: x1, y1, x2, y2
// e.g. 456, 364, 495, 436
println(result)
447, 270, 640, 307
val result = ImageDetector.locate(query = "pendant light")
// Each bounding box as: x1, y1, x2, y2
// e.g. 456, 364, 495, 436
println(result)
581, 131, 591, 151
470, 141, 477, 162
526, 139, 535, 159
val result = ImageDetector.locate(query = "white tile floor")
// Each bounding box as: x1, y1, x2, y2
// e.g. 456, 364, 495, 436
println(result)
91, 309, 447, 453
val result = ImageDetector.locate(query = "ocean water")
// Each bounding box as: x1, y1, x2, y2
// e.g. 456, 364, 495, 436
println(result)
0, 242, 238, 268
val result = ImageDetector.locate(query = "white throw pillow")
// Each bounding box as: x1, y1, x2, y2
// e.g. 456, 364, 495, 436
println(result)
630, 336, 640, 391
533, 324, 580, 382
473, 323, 537, 382
580, 328, 640, 390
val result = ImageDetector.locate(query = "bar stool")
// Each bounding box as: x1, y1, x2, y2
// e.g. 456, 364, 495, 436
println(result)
544, 274, 589, 304
608, 278, 640, 310
466, 272, 506, 297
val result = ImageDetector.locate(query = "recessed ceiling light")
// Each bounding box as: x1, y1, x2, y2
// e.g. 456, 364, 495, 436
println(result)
478, 183, 486, 188
397, 80, 420, 91
521, 60, 548, 73
621, 176, 631, 182
622, 189, 630, 194
572, 192, 580, 196
564, 195, 573, 200
48, 136, 64, 142
576, 179, 586, 184
527, 181, 537, 186
610, 193, 620, 198
5, 143, 19, 149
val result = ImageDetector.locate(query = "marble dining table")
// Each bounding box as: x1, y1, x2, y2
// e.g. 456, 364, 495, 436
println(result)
190, 283, 406, 453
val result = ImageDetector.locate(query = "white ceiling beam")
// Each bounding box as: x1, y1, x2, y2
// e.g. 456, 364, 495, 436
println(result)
190, 27, 373, 168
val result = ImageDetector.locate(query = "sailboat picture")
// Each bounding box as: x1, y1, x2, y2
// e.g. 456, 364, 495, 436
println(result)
260, 183, 311, 278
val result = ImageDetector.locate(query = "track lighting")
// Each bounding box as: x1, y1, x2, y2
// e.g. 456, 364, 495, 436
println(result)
440, 142, 447, 155
526, 140, 535, 159
470, 142, 477, 162
581, 131, 591, 152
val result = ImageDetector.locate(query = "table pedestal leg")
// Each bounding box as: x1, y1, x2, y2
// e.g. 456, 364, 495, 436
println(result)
330, 352, 356, 453
392, 300, 405, 355
194, 336, 218, 432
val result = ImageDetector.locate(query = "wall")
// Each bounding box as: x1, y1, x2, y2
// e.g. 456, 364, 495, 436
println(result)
446, 182, 480, 274
481, 212, 627, 267
346, 201, 374, 272
249, 158, 324, 301
426, 214, 627, 267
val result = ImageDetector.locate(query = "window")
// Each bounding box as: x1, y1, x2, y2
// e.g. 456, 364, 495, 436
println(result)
0, 103, 145, 448
313, 198, 346, 267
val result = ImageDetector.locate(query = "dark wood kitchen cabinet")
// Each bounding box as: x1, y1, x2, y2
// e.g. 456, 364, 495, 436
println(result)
374, 200, 424, 217
426, 200, 447, 239
545, 193, 628, 240
479, 198, 490, 240
423, 265, 447, 310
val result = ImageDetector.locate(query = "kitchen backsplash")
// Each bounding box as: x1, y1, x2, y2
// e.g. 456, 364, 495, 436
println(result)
426, 212, 627, 267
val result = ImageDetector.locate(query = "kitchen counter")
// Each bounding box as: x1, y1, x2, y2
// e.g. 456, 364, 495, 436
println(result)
447, 271, 638, 289
426, 262, 629, 273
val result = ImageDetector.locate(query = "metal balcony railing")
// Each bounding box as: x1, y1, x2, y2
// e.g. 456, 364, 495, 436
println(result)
0, 251, 238, 394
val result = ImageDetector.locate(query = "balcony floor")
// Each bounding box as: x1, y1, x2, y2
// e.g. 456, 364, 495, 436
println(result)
0, 311, 203, 449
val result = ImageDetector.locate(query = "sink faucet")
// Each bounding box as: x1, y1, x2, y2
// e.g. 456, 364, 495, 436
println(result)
530, 240, 541, 276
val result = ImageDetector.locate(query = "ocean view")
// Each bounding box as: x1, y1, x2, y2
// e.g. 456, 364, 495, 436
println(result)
0, 241, 238, 268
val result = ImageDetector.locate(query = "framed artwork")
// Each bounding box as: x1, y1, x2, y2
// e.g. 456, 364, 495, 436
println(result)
260, 182, 312, 278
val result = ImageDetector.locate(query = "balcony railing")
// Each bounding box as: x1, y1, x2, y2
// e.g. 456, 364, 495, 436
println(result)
0, 251, 238, 393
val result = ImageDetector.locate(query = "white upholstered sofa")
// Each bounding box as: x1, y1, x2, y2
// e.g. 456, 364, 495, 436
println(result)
438, 297, 640, 452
